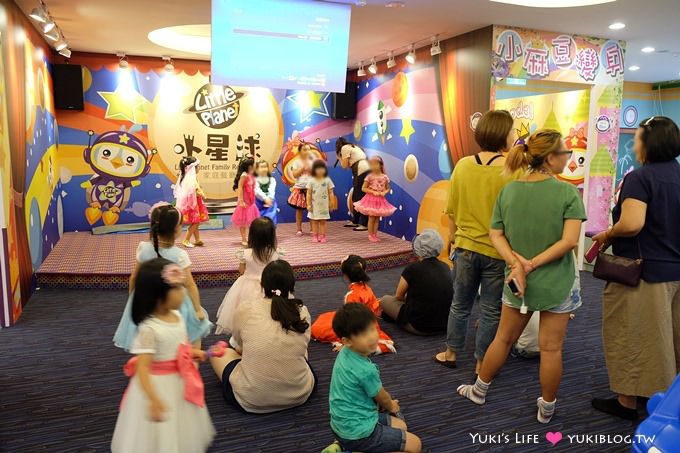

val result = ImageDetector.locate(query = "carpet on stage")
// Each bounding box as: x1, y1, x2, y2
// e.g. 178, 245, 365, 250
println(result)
37, 222, 413, 289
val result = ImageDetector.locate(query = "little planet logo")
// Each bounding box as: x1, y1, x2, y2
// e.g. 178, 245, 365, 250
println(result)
187, 83, 246, 129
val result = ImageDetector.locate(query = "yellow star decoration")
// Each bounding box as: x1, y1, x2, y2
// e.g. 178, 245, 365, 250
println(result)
570, 136, 580, 147
119, 133, 130, 144
400, 117, 415, 145
98, 87, 148, 123
307, 91, 323, 110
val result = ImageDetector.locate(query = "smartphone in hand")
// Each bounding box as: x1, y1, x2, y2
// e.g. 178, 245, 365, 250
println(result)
585, 241, 600, 263
507, 278, 522, 295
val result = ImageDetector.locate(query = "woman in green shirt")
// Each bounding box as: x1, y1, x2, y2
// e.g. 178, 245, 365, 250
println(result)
457, 129, 586, 424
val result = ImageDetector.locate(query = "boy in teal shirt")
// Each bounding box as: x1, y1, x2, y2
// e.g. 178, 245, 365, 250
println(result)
325, 303, 421, 453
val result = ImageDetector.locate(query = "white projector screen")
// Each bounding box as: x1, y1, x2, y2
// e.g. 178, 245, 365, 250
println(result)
211, 0, 351, 93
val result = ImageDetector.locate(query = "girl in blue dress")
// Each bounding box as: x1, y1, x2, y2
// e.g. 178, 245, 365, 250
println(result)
113, 203, 212, 350
254, 160, 278, 224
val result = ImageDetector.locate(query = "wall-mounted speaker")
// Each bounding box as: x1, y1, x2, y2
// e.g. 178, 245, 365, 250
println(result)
332, 81, 357, 119
53, 64, 84, 111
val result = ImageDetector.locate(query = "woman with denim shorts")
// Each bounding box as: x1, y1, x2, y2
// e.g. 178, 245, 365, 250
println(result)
457, 129, 585, 424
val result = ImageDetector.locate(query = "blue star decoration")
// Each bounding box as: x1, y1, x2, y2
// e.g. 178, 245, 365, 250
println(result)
286, 91, 331, 123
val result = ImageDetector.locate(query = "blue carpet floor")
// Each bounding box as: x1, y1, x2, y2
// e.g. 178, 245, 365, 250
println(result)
0, 269, 636, 452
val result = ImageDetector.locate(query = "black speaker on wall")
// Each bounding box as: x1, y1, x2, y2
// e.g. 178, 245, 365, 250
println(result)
332, 81, 357, 119
53, 64, 84, 111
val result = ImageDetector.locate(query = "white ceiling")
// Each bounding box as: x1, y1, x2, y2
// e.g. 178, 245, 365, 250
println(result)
15, 0, 680, 83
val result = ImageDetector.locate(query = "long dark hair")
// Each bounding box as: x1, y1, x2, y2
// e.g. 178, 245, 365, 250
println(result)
131, 258, 180, 325
638, 116, 680, 163
179, 156, 197, 184
341, 255, 370, 283
335, 137, 350, 156
149, 205, 181, 257
261, 260, 308, 334
233, 157, 255, 191
248, 217, 277, 263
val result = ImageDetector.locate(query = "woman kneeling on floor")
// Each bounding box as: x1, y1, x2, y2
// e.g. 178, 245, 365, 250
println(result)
210, 260, 316, 413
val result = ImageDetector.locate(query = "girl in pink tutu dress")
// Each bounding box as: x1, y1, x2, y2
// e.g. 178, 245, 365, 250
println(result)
231, 157, 260, 247
175, 156, 210, 248
354, 156, 397, 242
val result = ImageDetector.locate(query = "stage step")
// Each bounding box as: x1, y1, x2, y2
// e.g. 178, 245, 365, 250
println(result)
205, 199, 236, 215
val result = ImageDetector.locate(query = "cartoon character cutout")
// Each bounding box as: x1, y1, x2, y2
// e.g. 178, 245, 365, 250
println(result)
557, 127, 587, 186
81, 127, 156, 226
280, 132, 325, 186
376, 100, 391, 144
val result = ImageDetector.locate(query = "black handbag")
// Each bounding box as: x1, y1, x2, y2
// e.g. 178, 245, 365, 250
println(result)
592, 240, 642, 287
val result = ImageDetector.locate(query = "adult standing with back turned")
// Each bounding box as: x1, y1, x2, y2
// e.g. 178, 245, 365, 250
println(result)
434, 110, 517, 374
591, 116, 680, 420
336, 138, 369, 231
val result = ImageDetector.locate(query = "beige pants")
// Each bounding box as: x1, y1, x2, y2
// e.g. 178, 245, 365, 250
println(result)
602, 280, 680, 397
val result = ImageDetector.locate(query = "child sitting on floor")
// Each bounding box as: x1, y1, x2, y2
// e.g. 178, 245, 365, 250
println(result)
312, 255, 394, 354
324, 303, 421, 453
215, 217, 281, 335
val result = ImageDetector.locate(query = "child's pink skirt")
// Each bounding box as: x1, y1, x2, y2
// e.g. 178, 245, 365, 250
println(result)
354, 194, 396, 217
232, 203, 260, 227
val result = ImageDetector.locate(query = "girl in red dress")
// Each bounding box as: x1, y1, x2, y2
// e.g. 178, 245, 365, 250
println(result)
174, 156, 209, 248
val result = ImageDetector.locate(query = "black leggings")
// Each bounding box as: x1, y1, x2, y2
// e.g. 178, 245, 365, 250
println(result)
352, 171, 369, 227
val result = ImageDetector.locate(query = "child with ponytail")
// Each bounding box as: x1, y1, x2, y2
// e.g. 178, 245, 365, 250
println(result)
311, 255, 396, 355
113, 203, 212, 351
174, 156, 209, 248
210, 260, 316, 414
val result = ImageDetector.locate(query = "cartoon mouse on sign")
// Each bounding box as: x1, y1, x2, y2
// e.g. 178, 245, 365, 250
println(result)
81, 126, 156, 226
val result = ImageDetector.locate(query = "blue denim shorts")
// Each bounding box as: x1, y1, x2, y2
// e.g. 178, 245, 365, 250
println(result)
503, 272, 582, 314
336, 413, 406, 453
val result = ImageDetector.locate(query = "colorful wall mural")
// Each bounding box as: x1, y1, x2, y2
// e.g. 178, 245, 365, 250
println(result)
0, 0, 60, 326
492, 25, 625, 243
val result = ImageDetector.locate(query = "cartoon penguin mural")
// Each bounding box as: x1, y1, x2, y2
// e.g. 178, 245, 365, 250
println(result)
81, 127, 156, 226
558, 127, 588, 187
376, 100, 391, 144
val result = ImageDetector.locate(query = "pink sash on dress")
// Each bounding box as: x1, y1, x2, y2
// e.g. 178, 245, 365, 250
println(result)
121, 343, 205, 408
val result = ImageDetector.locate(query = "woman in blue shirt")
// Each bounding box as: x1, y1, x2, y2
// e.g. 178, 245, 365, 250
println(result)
592, 116, 680, 420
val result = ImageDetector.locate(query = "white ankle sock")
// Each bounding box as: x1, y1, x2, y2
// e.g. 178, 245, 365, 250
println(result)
457, 377, 490, 405
537, 397, 556, 423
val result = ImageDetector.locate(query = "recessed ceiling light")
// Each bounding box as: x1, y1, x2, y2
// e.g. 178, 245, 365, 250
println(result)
385, 1, 405, 7
608, 22, 625, 30
628, 65, 640, 71
490, 0, 615, 6
148, 25, 211, 56
641, 46, 655, 53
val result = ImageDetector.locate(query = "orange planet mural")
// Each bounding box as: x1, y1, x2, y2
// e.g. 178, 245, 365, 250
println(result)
391, 72, 409, 108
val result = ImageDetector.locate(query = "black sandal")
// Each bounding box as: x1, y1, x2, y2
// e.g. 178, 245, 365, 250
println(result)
433, 353, 457, 369
591, 398, 639, 420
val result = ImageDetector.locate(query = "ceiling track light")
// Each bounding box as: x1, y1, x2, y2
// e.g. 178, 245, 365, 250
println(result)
30, 2, 71, 57
368, 58, 378, 74
29, 7, 47, 23
162, 55, 175, 72
357, 61, 366, 77
430, 35, 442, 56
405, 45, 416, 64
117, 52, 129, 69
386, 52, 396, 69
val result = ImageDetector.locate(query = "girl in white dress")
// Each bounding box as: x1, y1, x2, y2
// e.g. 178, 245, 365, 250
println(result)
306, 160, 337, 243
111, 258, 215, 453
215, 217, 281, 335
113, 203, 212, 350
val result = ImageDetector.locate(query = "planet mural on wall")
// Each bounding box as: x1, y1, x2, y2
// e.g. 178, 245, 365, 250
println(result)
280, 132, 325, 187
417, 180, 451, 263
147, 75, 284, 200
391, 72, 409, 107
403, 154, 419, 182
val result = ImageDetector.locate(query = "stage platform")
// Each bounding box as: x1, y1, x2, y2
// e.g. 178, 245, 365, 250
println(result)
36, 222, 414, 289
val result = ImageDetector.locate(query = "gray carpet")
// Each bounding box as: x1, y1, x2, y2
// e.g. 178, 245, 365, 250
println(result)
0, 269, 635, 452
